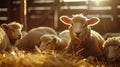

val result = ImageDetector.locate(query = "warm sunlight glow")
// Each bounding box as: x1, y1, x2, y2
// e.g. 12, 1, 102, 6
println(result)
94, 0, 102, 5
90, 0, 109, 5
63, 0, 88, 2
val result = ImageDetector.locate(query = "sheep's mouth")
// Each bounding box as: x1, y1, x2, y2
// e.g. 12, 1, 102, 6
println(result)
75, 35, 81, 37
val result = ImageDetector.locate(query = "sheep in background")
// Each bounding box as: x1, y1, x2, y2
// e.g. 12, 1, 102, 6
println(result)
103, 37, 120, 62
39, 34, 60, 51
0, 21, 23, 51
103, 33, 120, 40
39, 30, 71, 52
16, 27, 57, 51
59, 14, 105, 58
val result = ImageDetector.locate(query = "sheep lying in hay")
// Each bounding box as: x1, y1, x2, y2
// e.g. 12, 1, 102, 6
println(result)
59, 14, 105, 58
16, 27, 57, 51
103, 37, 120, 63
39, 30, 71, 52
0, 21, 23, 51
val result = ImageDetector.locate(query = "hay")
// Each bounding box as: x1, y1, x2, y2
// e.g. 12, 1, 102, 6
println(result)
0, 47, 119, 67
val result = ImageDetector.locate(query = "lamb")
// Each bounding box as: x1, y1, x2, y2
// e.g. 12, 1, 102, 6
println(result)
103, 37, 120, 62
16, 27, 57, 51
59, 14, 105, 58
39, 30, 71, 52
0, 21, 23, 51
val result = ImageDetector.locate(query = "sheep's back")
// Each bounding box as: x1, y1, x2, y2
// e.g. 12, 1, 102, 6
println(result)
57, 30, 71, 51
16, 27, 57, 51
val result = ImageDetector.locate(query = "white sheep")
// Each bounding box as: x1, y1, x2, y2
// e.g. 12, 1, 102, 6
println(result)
39, 30, 71, 52
59, 14, 105, 58
103, 37, 120, 62
16, 27, 57, 51
0, 21, 23, 51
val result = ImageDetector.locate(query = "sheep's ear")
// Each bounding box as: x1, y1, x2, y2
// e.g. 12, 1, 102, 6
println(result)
87, 17, 100, 26
59, 16, 72, 25
1, 24, 9, 30
20, 24, 23, 29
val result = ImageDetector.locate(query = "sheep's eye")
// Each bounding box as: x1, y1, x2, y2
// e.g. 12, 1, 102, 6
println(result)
71, 23, 73, 26
46, 44, 49, 46
46, 42, 51, 46
10, 29, 15, 32
48, 42, 51, 44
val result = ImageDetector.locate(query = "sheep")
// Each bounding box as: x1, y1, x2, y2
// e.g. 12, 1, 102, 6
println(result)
16, 27, 57, 51
39, 30, 71, 52
103, 37, 120, 62
39, 34, 60, 51
0, 21, 23, 51
103, 33, 120, 40
59, 14, 105, 58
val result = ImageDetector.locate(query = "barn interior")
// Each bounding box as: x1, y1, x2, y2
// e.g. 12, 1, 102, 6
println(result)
0, 0, 120, 34
0, 0, 120, 67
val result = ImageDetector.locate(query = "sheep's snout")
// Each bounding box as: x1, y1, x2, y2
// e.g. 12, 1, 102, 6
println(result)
75, 32, 81, 36
107, 55, 114, 61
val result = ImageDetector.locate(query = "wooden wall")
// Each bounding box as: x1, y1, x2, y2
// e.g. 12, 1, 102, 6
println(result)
0, 0, 120, 34
0, 0, 20, 24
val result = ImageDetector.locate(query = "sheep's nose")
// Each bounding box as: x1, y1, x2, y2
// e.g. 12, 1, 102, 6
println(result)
108, 56, 114, 61
76, 32, 81, 35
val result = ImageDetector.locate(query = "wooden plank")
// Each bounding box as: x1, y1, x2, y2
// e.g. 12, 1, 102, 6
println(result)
27, 14, 54, 20
27, 3, 54, 7
61, 2, 87, 6
59, 10, 113, 15
28, 10, 49, 13
88, 1, 113, 6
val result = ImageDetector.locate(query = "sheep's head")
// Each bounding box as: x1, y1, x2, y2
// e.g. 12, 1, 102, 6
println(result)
59, 14, 100, 40
103, 37, 120, 62
39, 34, 60, 51
1, 21, 23, 44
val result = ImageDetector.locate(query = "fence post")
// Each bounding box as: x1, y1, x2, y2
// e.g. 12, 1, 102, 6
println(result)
20, 0, 27, 31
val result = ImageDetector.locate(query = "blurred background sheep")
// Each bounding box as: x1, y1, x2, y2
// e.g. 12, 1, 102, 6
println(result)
39, 29, 71, 52
0, 21, 23, 51
103, 37, 120, 62
16, 27, 57, 51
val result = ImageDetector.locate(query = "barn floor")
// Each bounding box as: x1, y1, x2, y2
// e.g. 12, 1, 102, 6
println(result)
0, 47, 120, 67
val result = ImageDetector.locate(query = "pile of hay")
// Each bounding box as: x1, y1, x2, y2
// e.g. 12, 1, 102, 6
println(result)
0, 47, 119, 67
